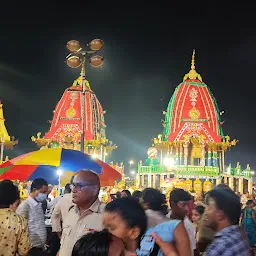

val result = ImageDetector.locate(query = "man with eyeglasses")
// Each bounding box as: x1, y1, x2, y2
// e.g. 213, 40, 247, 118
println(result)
58, 170, 105, 256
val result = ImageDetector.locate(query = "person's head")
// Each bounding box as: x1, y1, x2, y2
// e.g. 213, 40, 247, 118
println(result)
204, 189, 241, 231
22, 183, 27, 190
132, 190, 142, 202
192, 205, 205, 223
169, 189, 192, 219
140, 188, 166, 214
72, 170, 100, 207
214, 183, 232, 190
246, 199, 254, 208
64, 183, 72, 194
30, 178, 48, 202
116, 192, 121, 199
104, 197, 147, 247
121, 190, 131, 198
0, 180, 20, 208
72, 230, 124, 256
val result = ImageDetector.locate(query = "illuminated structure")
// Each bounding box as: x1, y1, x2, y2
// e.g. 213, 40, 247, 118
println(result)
137, 51, 252, 194
32, 40, 117, 160
0, 101, 18, 163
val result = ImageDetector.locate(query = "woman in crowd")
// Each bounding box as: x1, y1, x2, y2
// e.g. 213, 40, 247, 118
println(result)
192, 205, 205, 241
241, 199, 256, 247
0, 180, 31, 256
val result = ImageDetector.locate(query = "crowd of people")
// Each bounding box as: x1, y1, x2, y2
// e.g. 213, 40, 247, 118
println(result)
0, 170, 255, 255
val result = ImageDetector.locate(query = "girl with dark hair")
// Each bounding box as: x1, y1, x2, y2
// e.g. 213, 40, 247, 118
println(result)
72, 230, 124, 256
192, 205, 205, 242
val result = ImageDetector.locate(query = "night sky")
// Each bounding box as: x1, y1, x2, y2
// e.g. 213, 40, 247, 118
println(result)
0, 3, 255, 169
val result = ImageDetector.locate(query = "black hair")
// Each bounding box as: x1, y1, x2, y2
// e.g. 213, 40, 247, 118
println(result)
121, 189, 131, 197
246, 200, 254, 206
105, 197, 147, 240
194, 205, 205, 216
169, 188, 192, 204
116, 191, 121, 199
207, 189, 241, 225
0, 180, 19, 208
214, 183, 232, 190
30, 178, 48, 192
132, 190, 142, 202
72, 230, 111, 256
64, 183, 71, 193
141, 188, 166, 214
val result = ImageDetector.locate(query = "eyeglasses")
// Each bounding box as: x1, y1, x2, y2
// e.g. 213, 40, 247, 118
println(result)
71, 183, 95, 191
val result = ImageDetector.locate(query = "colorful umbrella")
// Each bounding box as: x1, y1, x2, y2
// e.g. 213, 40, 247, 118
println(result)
0, 148, 102, 184
10, 148, 102, 172
59, 159, 122, 187
0, 149, 122, 186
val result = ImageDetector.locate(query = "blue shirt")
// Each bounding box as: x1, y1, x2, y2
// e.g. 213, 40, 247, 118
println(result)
205, 225, 251, 256
137, 220, 181, 256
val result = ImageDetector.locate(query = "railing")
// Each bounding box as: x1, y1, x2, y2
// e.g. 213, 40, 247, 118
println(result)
138, 165, 251, 178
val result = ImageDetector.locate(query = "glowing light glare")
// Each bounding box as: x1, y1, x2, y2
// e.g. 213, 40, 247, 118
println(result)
92, 153, 98, 159
130, 170, 136, 175
163, 157, 175, 167
250, 171, 255, 175
57, 169, 63, 176
129, 160, 134, 165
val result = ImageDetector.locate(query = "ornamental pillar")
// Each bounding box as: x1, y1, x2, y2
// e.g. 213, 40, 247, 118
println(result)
183, 144, 188, 166
160, 174, 165, 187
148, 174, 152, 188
136, 174, 140, 188
248, 179, 253, 195
238, 178, 244, 194
179, 143, 183, 165
152, 174, 157, 188
229, 177, 234, 191
200, 145, 206, 166
207, 149, 212, 166
141, 175, 145, 188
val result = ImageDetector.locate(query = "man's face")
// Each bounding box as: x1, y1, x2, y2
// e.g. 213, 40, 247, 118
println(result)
72, 172, 98, 206
204, 198, 218, 230
34, 185, 48, 197
173, 201, 189, 218
121, 191, 128, 198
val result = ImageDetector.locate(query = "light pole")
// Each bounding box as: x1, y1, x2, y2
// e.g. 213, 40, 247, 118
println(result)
56, 169, 62, 194
129, 160, 134, 171
66, 39, 104, 153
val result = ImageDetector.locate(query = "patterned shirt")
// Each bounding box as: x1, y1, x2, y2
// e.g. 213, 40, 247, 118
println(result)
205, 225, 251, 256
16, 196, 47, 248
0, 208, 31, 256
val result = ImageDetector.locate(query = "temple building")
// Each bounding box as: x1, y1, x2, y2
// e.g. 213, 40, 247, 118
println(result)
31, 66, 117, 161
0, 101, 18, 163
136, 51, 252, 194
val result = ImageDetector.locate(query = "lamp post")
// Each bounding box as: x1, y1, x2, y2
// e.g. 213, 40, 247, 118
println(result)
56, 169, 62, 194
129, 160, 134, 171
66, 39, 104, 153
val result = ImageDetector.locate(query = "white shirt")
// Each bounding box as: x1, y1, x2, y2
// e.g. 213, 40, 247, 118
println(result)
166, 212, 196, 255
16, 196, 47, 248
184, 217, 196, 255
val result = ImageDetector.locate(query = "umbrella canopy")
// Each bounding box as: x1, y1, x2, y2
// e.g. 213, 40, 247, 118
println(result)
0, 149, 122, 186
11, 148, 102, 173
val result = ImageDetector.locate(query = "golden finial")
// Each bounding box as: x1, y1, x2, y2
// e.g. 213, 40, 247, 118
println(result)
191, 49, 195, 70
80, 61, 85, 77
183, 49, 203, 82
